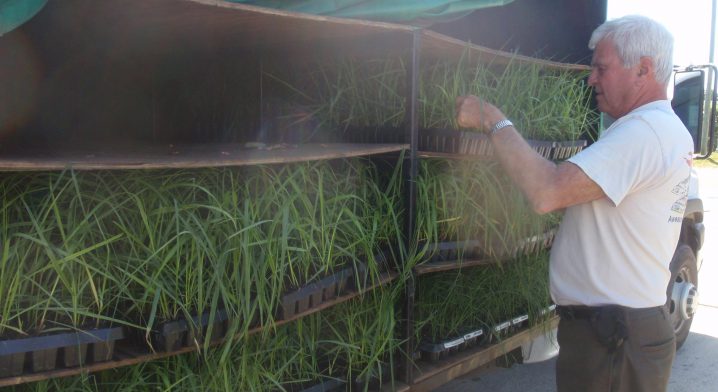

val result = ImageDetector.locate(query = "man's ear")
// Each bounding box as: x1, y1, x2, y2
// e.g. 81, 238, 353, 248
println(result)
638, 56, 654, 78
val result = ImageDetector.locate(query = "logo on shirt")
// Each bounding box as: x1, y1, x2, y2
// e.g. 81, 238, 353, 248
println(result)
671, 177, 690, 198
669, 177, 689, 221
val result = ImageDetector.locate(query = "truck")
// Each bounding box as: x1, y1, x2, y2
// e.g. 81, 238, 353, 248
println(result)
0, 0, 713, 390
667, 64, 715, 350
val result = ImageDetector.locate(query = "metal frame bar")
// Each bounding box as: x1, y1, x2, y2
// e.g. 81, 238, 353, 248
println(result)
399, 27, 422, 384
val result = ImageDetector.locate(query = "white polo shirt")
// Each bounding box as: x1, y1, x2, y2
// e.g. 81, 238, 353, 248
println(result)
549, 100, 694, 308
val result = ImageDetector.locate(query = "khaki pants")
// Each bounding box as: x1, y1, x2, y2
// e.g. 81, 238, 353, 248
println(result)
556, 306, 676, 392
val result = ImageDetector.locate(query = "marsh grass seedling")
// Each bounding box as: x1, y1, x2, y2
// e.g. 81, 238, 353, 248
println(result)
414, 159, 559, 264
0, 156, 403, 363
415, 252, 551, 345
269, 51, 596, 145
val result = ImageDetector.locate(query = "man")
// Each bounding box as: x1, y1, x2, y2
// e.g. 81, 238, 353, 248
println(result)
455, 15, 693, 392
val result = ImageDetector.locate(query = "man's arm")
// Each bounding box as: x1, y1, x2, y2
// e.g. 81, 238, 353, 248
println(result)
456, 95, 605, 214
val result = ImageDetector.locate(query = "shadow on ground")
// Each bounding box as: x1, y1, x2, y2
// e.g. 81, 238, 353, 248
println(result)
436, 326, 718, 392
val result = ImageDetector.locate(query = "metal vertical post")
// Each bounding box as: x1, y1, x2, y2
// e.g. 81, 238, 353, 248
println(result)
400, 27, 421, 385
711, 0, 717, 63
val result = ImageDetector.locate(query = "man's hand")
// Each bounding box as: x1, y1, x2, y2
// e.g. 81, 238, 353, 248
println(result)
455, 95, 507, 132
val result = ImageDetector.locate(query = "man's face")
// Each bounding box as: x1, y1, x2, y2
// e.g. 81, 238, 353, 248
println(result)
588, 39, 642, 119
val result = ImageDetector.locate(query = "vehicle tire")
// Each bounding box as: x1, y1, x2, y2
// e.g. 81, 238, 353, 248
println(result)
665, 244, 699, 350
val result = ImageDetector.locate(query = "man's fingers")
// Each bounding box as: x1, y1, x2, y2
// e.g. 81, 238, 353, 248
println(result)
456, 95, 480, 129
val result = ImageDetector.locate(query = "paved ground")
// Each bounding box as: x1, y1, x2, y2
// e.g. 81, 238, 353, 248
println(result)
436, 167, 718, 392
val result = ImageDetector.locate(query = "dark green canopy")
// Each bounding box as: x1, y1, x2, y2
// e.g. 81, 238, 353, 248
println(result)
0, 0, 47, 36
227, 0, 513, 24
0, 0, 513, 36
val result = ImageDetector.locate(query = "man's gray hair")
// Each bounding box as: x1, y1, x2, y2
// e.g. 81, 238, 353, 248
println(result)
589, 15, 674, 86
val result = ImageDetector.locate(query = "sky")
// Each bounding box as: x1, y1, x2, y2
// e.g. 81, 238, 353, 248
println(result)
608, 0, 714, 67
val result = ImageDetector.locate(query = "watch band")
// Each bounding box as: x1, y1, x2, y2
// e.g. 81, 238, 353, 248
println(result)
489, 119, 513, 136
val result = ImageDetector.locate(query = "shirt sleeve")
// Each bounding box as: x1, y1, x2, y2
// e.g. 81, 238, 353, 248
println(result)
567, 116, 664, 206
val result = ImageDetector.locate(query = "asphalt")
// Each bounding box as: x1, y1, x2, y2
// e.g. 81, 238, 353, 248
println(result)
436, 167, 718, 392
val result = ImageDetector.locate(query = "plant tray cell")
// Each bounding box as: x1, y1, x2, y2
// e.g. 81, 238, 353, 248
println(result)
552, 140, 587, 160
0, 353, 25, 378
85, 328, 124, 363
297, 378, 346, 392
511, 314, 529, 331
328, 267, 357, 300
280, 282, 326, 320
347, 253, 389, 291
343, 127, 404, 144
418, 129, 569, 159
350, 363, 392, 391
426, 240, 483, 263
153, 320, 188, 352
31, 348, 57, 373
419, 336, 466, 363
487, 320, 512, 343
493, 321, 512, 333
528, 140, 555, 159
419, 129, 491, 156
334, 268, 354, 296
90, 341, 115, 363
189, 310, 230, 343
153, 310, 229, 352
509, 228, 558, 258
538, 304, 557, 318
61, 343, 88, 368
462, 328, 485, 349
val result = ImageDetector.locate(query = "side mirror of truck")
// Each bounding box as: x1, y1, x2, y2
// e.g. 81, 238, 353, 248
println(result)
672, 65, 717, 159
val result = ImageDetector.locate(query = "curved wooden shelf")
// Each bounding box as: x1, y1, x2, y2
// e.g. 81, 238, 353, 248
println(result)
418, 139, 584, 161
417, 151, 493, 161
23, 0, 587, 69
420, 30, 589, 72
415, 230, 557, 276
0, 143, 407, 171
414, 258, 496, 275
183, 0, 588, 71
0, 272, 397, 387
401, 317, 559, 392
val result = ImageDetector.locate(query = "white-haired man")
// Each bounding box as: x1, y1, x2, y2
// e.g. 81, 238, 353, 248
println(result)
455, 15, 693, 392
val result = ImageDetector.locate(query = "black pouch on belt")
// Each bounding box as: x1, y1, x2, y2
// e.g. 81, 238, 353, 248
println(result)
590, 305, 628, 351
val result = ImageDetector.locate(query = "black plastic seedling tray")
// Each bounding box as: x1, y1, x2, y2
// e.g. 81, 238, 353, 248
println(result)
420, 336, 466, 363
511, 314, 530, 332
280, 267, 356, 320
296, 378, 346, 392
152, 310, 229, 352
279, 253, 388, 320
552, 140, 587, 160
488, 320, 512, 343
0, 327, 124, 378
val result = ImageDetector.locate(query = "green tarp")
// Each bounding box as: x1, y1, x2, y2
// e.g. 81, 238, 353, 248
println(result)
0, 0, 47, 36
229, 0, 514, 24
0, 0, 513, 36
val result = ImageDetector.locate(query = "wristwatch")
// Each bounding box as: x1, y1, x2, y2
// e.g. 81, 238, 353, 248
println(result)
489, 119, 513, 136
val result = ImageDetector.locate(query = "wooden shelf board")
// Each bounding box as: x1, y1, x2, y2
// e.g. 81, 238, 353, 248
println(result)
0, 143, 408, 171
248, 272, 398, 332
407, 317, 559, 392
0, 272, 397, 387
420, 30, 590, 72
28, 1, 589, 66
417, 151, 493, 161
414, 258, 496, 275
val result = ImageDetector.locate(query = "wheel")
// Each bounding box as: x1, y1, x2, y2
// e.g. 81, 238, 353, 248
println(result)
665, 244, 699, 350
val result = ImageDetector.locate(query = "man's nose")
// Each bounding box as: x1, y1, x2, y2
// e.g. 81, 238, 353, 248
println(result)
587, 70, 597, 86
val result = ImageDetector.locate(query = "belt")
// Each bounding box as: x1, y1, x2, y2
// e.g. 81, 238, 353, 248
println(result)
556, 304, 663, 321
556, 305, 604, 320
